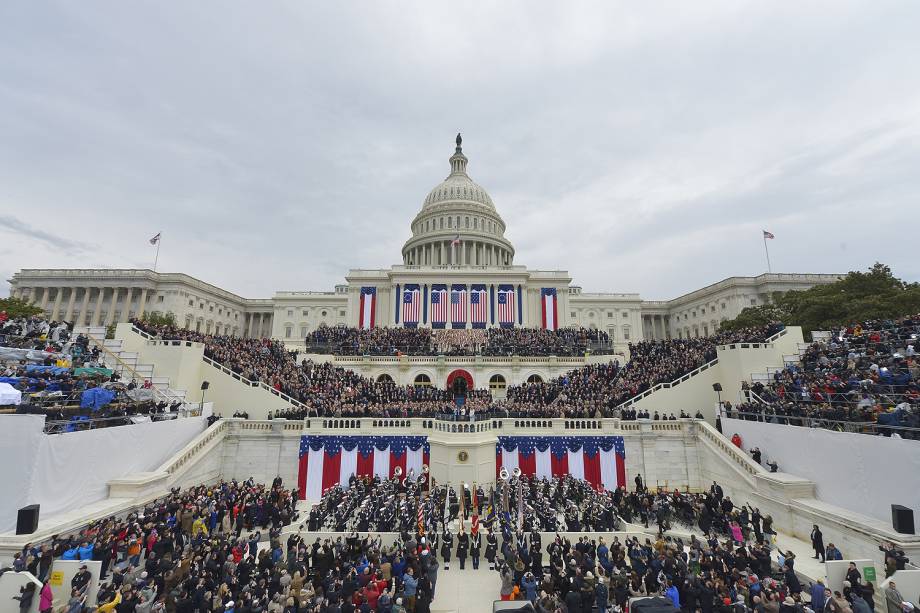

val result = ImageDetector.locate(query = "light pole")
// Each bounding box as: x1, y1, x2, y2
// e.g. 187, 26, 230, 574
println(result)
200, 380, 210, 415
712, 382, 723, 433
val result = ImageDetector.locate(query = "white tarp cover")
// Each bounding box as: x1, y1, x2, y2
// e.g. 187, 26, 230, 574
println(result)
0, 347, 64, 363
0, 414, 206, 533
724, 417, 920, 523
0, 382, 22, 405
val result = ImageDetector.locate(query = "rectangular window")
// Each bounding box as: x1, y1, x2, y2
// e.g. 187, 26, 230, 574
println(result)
570, 312, 576, 318
622, 312, 628, 318
287, 309, 293, 316
750, 299, 756, 305
285, 327, 292, 338
448, 217, 452, 228
607, 312, 613, 318
302, 309, 308, 316
623, 328, 630, 340
158, 296, 164, 303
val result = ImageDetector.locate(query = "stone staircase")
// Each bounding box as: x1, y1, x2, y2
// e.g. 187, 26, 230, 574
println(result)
73, 325, 188, 404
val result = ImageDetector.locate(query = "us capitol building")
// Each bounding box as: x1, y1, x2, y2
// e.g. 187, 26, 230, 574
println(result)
8, 135, 838, 352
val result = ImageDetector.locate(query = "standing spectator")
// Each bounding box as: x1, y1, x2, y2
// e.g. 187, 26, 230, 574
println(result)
884, 582, 903, 613
811, 525, 825, 561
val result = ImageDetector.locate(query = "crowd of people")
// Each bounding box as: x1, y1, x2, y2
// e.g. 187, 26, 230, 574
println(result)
732, 315, 918, 437
14, 478, 299, 613
132, 319, 778, 420
497, 326, 779, 419
299, 471, 896, 613
301, 325, 610, 357
0, 317, 190, 429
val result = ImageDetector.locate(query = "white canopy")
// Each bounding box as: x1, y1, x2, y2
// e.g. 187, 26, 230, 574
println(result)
0, 382, 22, 406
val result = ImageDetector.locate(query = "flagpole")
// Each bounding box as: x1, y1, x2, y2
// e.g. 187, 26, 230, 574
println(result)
762, 234, 772, 273
154, 236, 161, 272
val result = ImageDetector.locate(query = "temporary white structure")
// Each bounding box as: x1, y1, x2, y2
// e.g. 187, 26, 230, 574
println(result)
0, 382, 22, 406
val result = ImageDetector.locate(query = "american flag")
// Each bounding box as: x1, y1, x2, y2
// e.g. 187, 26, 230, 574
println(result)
497, 287, 515, 327
418, 496, 425, 535
470, 286, 487, 328
451, 234, 461, 246
763, 230, 775, 239
402, 286, 421, 326
450, 285, 467, 326
149, 232, 161, 245
471, 485, 479, 535
431, 287, 447, 326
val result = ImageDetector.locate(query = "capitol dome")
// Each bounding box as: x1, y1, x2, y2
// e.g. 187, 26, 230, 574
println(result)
402, 135, 515, 267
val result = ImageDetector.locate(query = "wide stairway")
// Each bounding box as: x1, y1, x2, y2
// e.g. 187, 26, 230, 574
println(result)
73, 325, 188, 405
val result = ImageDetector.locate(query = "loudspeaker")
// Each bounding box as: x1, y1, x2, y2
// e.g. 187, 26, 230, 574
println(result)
712, 383, 723, 392
16, 505, 40, 535
200, 381, 210, 391
892, 505, 915, 535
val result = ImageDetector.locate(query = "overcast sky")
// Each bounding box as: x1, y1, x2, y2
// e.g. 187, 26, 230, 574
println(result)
1, 2, 918, 300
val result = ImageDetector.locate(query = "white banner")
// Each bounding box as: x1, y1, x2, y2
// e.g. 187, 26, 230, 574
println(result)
725, 417, 920, 523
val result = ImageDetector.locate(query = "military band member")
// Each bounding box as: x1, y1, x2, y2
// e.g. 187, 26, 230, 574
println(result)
486, 529, 498, 570
440, 530, 453, 570
470, 530, 482, 569
456, 529, 469, 569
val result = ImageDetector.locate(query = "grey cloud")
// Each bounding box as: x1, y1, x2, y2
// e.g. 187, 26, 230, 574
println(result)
0, 215, 96, 255
0, 2, 918, 299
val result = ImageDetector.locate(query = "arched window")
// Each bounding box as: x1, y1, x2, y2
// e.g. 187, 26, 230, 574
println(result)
526, 374, 543, 384
377, 374, 394, 383
285, 326, 292, 338
622, 325, 631, 340
489, 374, 506, 391
448, 217, 452, 228
414, 373, 432, 387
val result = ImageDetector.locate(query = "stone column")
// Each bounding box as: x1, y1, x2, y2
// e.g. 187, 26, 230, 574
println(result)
78, 288, 91, 326
37, 287, 49, 311
119, 288, 133, 322
64, 287, 78, 322
255, 313, 262, 338
92, 288, 106, 326
104, 288, 120, 326
50, 288, 64, 321
137, 288, 149, 319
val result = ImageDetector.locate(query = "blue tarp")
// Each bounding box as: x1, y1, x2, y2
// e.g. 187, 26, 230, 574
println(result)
80, 387, 116, 410
24, 364, 71, 375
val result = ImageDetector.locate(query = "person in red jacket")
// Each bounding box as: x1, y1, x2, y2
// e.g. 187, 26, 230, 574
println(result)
731, 433, 742, 448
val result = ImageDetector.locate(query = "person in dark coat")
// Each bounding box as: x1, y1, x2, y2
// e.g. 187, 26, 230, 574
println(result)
810, 525, 825, 561
470, 531, 481, 570
485, 530, 498, 570
440, 531, 452, 571
456, 531, 469, 570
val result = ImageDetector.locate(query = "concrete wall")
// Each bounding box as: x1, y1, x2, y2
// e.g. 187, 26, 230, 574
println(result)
0, 572, 41, 613
627, 327, 805, 422
117, 324, 297, 418
724, 416, 920, 525
693, 420, 920, 571
881, 569, 920, 608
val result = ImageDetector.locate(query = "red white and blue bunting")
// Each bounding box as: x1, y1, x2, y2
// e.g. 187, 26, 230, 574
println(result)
496, 436, 626, 491
298, 435, 430, 501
